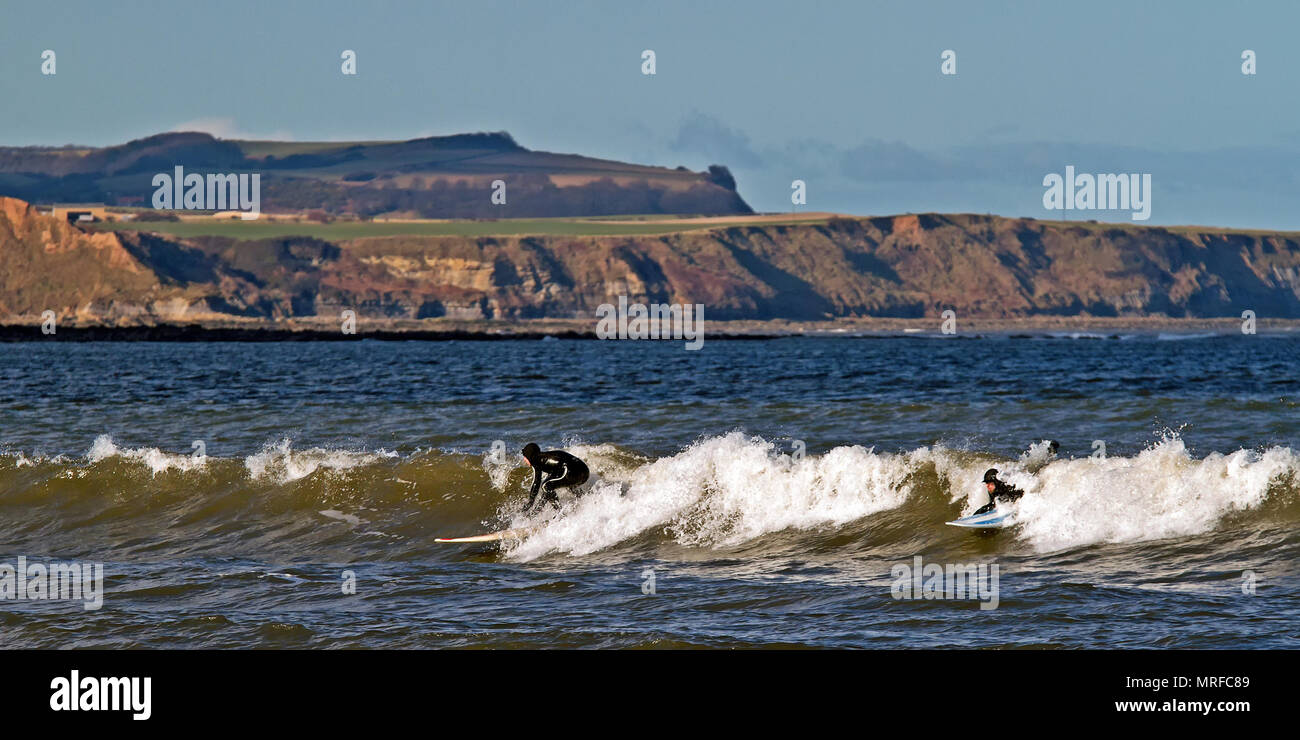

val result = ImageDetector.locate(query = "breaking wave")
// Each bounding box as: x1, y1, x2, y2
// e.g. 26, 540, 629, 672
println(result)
1, 432, 1295, 562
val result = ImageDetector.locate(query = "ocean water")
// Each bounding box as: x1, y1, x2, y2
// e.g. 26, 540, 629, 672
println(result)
0, 334, 1297, 648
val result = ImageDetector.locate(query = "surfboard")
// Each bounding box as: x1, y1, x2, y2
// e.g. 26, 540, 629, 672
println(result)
946, 508, 1012, 529
435, 527, 535, 543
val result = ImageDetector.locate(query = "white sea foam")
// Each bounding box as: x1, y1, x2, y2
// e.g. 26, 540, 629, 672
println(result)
482, 449, 519, 491
319, 509, 364, 526
243, 439, 396, 484
502, 433, 1296, 560
507, 432, 916, 559
1015, 437, 1296, 552
85, 435, 208, 475
1045, 332, 1111, 339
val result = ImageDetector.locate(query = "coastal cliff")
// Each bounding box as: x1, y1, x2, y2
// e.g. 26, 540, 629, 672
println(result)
3, 197, 1299, 326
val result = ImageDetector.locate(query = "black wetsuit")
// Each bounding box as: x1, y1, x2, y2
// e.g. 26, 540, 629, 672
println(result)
974, 480, 1024, 515
525, 450, 590, 512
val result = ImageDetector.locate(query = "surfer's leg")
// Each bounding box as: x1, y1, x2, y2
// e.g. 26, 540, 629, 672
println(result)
569, 468, 591, 497
543, 482, 562, 509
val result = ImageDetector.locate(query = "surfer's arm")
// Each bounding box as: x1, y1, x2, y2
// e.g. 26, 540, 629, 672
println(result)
997, 484, 1025, 502
526, 468, 545, 510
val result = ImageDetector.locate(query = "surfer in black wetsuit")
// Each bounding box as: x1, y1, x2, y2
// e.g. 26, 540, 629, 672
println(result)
973, 468, 1024, 515
522, 443, 590, 513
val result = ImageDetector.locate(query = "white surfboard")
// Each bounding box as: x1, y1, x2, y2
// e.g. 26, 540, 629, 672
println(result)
435, 526, 536, 543
946, 508, 1012, 529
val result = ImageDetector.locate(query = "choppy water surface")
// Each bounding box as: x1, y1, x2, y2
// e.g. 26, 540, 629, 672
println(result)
1, 334, 1297, 648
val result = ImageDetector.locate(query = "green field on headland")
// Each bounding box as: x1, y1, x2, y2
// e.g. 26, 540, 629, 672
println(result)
91, 214, 835, 240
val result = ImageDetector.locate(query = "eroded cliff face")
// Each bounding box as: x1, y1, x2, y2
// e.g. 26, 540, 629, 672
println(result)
326, 214, 1300, 319
3, 198, 1300, 324
0, 197, 161, 321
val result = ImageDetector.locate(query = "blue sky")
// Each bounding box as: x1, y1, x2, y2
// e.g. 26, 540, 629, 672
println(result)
3, 1, 1299, 227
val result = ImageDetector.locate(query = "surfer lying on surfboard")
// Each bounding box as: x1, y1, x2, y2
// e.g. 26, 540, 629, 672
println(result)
969, 440, 1058, 515
973, 468, 1024, 515
522, 443, 590, 513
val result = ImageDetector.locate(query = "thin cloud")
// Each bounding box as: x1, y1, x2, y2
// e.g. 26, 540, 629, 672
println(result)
669, 112, 763, 168
169, 117, 293, 141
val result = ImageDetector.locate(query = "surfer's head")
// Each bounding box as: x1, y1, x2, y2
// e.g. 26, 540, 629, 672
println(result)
522, 443, 541, 465
983, 468, 999, 492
